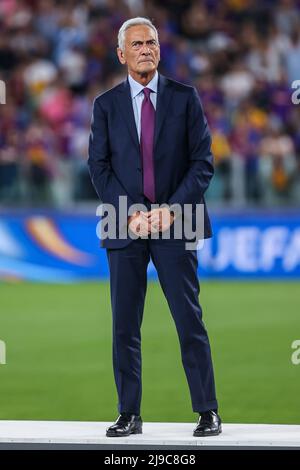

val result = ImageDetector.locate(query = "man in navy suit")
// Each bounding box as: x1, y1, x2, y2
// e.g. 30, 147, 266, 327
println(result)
88, 17, 221, 437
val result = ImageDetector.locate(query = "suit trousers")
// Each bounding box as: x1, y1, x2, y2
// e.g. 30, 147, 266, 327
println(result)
106, 236, 218, 415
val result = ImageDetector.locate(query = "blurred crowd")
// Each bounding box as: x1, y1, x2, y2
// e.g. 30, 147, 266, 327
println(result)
1, 0, 300, 208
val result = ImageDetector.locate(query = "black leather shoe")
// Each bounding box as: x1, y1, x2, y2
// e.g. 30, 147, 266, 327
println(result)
193, 410, 222, 437
106, 413, 143, 437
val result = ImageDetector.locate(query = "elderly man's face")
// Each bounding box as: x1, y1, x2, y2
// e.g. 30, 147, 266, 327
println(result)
117, 25, 160, 79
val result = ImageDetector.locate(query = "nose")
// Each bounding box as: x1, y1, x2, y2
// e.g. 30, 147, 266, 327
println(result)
140, 43, 151, 54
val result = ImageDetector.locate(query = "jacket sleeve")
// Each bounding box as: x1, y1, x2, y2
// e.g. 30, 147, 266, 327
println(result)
167, 87, 214, 208
87, 97, 134, 209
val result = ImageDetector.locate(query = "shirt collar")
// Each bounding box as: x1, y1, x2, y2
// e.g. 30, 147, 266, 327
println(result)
128, 70, 158, 99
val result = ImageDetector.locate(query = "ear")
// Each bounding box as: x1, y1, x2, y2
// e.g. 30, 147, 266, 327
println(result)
117, 47, 126, 65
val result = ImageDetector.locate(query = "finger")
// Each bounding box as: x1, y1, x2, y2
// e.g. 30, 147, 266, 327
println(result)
149, 214, 160, 223
149, 221, 160, 232
147, 209, 159, 217
140, 211, 150, 220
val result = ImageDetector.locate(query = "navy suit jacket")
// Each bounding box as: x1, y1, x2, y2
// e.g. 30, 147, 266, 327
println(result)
88, 72, 214, 249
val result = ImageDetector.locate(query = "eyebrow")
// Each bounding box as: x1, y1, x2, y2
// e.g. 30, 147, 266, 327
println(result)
130, 39, 156, 44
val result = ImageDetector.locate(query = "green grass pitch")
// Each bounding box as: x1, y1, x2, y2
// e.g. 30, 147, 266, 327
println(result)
0, 281, 299, 424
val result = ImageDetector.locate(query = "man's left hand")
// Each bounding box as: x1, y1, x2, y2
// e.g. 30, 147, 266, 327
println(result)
147, 207, 175, 233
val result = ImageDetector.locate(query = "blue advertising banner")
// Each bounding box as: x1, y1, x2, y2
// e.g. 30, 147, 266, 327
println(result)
201, 211, 300, 279
0, 211, 299, 282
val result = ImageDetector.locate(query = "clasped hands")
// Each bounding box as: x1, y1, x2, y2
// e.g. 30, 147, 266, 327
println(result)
128, 207, 175, 237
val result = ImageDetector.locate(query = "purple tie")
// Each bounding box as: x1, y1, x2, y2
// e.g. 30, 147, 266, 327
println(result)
140, 87, 155, 203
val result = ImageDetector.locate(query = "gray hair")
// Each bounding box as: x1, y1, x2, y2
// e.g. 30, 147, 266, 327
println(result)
117, 17, 159, 51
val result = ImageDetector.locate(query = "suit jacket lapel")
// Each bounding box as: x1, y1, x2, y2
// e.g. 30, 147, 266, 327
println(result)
115, 77, 140, 152
154, 73, 174, 151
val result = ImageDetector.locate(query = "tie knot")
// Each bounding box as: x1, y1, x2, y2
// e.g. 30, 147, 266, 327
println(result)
143, 87, 152, 99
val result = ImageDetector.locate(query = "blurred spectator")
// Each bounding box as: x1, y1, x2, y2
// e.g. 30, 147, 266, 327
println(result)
285, 29, 300, 84
259, 120, 297, 204
0, 0, 300, 208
